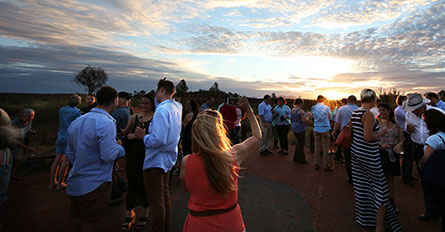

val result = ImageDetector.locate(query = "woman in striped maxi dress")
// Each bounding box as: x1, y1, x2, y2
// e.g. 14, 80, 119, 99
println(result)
350, 89, 401, 232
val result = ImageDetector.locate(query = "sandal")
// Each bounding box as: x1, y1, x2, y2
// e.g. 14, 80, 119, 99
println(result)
48, 183, 57, 189
121, 216, 135, 231
56, 183, 67, 190
135, 217, 148, 230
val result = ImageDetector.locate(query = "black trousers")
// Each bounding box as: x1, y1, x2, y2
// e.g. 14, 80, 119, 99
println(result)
344, 147, 352, 182
293, 131, 306, 162
402, 132, 414, 182
276, 125, 289, 151
413, 142, 439, 217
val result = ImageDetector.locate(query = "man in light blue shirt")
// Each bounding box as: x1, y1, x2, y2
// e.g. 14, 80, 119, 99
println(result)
66, 86, 125, 231
425, 92, 445, 112
112, 91, 131, 134
135, 78, 182, 232
331, 95, 358, 183
200, 97, 214, 111
311, 95, 332, 171
258, 95, 274, 155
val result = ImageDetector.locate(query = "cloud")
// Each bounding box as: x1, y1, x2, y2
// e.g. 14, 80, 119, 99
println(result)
309, 0, 433, 28
1, 0, 444, 98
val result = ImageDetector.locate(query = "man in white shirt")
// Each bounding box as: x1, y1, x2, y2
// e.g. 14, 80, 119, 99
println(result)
395, 95, 418, 186
403, 93, 444, 221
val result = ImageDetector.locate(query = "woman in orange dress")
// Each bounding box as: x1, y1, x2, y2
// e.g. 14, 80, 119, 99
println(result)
179, 97, 261, 232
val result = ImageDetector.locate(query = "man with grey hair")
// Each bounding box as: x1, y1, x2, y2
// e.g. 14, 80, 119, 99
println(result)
11, 108, 36, 181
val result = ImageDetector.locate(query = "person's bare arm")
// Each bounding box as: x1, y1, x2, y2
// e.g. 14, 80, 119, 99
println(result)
363, 110, 387, 142
231, 97, 262, 166
121, 114, 136, 135
182, 112, 193, 129
420, 145, 434, 169
179, 155, 189, 192
331, 122, 340, 138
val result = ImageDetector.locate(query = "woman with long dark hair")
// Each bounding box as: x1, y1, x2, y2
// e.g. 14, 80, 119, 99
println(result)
377, 102, 404, 213
179, 97, 261, 231
120, 94, 155, 230
182, 99, 199, 156
421, 109, 445, 231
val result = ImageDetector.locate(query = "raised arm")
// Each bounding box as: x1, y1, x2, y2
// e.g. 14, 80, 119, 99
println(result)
121, 114, 136, 135
232, 97, 262, 166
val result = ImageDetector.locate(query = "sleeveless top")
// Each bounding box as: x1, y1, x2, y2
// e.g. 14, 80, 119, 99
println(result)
123, 115, 150, 152
183, 153, 245, 232
291, 108, 306, 133
182, 113, 197, 156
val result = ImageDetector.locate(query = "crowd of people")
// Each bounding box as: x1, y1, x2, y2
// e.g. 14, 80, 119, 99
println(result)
0, 80, 444, 231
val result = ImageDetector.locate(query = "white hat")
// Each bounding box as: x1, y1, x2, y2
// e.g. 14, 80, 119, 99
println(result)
403, 93, 431, 112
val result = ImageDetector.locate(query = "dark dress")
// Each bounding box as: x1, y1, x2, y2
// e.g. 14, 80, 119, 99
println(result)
124, 116, 150, 210
291, 108, 307, 163
350, 109, 401, 231
182, 113, 197, 157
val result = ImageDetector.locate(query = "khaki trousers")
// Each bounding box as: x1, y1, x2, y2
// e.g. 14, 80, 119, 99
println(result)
259, 121, 273, 152
314, 131, 331, 168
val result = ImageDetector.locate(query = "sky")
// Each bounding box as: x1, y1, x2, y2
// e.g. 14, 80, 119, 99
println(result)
0, 0, 444, 99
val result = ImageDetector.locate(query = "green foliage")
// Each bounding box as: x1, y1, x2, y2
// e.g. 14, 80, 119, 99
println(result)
74, 66, 108, 94
377, 88, 404, 108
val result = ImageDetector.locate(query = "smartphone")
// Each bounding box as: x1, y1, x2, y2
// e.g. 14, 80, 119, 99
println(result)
227, 97, 239, 106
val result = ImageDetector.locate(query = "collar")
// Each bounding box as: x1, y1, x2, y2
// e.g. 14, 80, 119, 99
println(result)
157, 98, 174, 107
91, 108, 116, 122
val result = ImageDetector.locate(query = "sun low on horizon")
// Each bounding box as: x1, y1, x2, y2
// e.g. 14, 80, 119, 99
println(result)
0, 0, 444, 99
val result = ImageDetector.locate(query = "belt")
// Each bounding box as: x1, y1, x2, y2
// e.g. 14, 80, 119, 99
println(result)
189, 203, 237, 217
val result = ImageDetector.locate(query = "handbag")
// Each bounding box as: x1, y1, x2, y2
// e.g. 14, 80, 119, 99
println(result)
336, 123, 352, 148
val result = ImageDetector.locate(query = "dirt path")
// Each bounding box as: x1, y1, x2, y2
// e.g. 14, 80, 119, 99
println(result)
0, 145, 441, 231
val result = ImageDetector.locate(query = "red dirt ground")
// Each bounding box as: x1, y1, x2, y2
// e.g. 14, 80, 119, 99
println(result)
0, 145, 441, 232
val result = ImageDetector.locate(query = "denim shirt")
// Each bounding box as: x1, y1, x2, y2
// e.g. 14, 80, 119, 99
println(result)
56, 106, 81, 145
112, 107, 130, 130
66, 108, 125, 196
143, 99, 182, 172
311, 103, 331, 133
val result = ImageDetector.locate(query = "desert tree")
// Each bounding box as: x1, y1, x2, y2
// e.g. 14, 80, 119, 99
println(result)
74, 66, 109, 94
210, 82, 219, 92
176, 79, 189, 97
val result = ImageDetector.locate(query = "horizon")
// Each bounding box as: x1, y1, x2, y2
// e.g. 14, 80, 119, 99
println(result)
1, 0, 444, 99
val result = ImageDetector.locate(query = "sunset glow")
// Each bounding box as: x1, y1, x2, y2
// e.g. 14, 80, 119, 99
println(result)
0, 0, 443, 98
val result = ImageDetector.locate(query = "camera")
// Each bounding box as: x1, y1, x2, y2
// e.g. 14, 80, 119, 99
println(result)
226, 97, 239, 106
